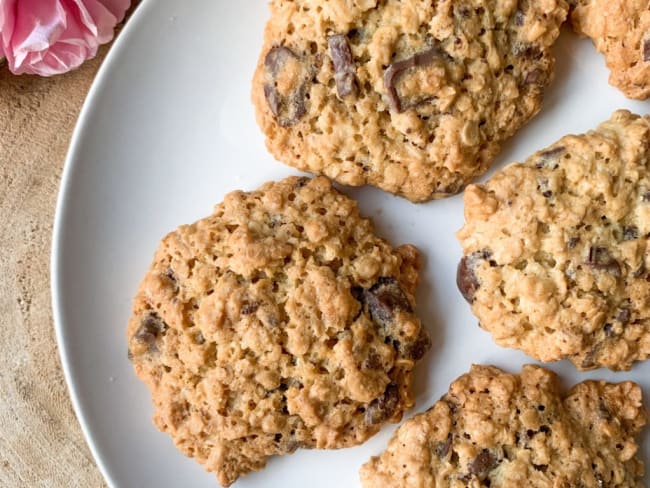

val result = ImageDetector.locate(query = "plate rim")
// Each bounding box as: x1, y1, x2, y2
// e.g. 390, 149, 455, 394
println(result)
50, 2, 153, 486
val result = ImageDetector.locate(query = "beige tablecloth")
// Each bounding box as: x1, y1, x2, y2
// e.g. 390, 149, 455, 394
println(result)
0, 48, 110, 487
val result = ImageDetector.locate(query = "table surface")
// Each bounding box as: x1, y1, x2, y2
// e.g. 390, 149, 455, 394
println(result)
0, 47, 109, 487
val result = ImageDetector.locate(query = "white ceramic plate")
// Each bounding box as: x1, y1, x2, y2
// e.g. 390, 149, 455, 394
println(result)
52, 1, 650, 486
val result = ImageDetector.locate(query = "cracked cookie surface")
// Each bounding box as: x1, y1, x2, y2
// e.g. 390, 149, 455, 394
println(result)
252, 0, 568, 202
456, 110, 650, 371
360, 364, 647, 488
127, 176, 429, 486
571, 0, 650, 100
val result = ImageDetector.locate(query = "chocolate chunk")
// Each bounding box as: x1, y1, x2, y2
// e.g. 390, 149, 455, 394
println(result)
384, 45, 446, 113
364, 351, 383, 370
644, 38, 650, 62
581, 348, 598, 369
399, 327, 431, 361
525, 69, 542, 84
457, 257, 478, 303
633, 263, 646, 277
328, 34, 358, 99
468, 449, 497, 479
293, 176, 310, 189
513, 43, 541, 59
457, 250, 491, 303
194, 331, 206, 345
365, 384, 400, 425
537, 177, 553, 198
364, 277, 412, 328
603, 323, 614, 337
587, 247, 621, 276
436, 434, 453, 459
133, 314, 168, 352
616, 308, 630, 324
622, 225, 639, 241
535, 146, 565, 169
241, 302, 259, 315
514, 10, 525, 26
597, 400, 612, 421
263, 46, 308, 127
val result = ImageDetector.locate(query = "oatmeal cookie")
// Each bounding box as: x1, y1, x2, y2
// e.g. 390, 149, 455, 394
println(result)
360, 364, 647, 487
456, 110, 650, 370
252, 0, 569, 202
572, 0, 650, 100
127, 176, 430, 486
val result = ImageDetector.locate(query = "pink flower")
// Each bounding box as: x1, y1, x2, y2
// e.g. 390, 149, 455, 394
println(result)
0, 0, 130, 76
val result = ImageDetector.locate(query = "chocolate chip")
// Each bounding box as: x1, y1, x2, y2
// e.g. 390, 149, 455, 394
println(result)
241, 302, 259, 315
364, 277, 412, 328
468, 449, 497, 479
644, 38, 650, 62
263, 46, 309, 127
384, 45, 446, 113
365, 384, 399, 425
133, 314, 168, 352
435, 434, 453, 459
457, 250, 491, 303
533, 464, 548, 473
399, 327, 431, 361
328, 34, 358, 99
622, 225, 639, 241
535, 146, 565, 169
587, 247, 621, 276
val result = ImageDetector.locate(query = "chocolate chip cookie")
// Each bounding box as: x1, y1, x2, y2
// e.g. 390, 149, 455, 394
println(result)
571, 0, 650, 100
456, 110, 650, 371
127, 176, 430, 486
360, 364, 647, 487
252, 0, 569, 202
